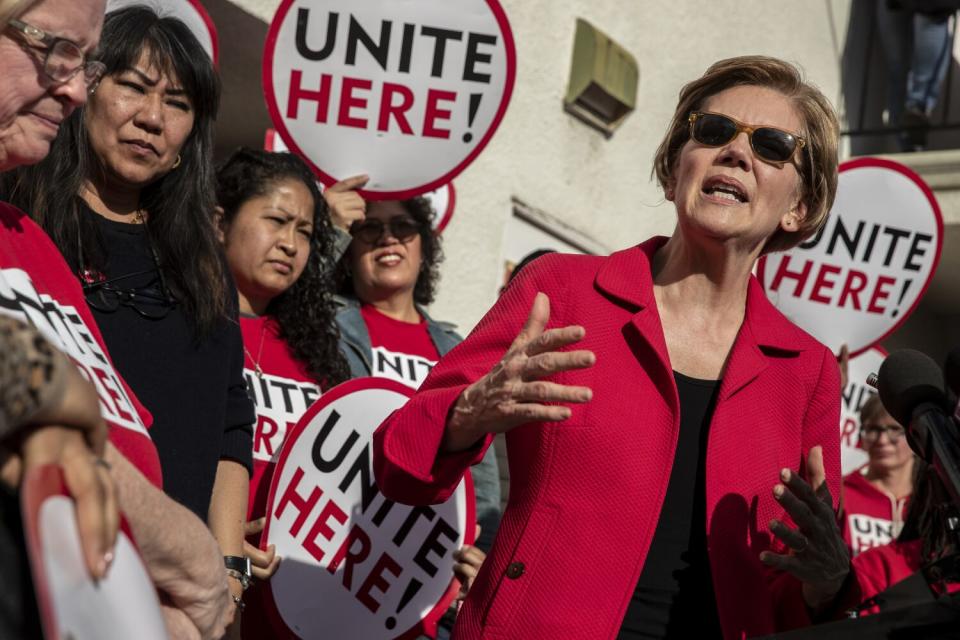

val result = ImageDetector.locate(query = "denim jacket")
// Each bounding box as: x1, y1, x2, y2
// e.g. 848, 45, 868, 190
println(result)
334, 295, 501, 552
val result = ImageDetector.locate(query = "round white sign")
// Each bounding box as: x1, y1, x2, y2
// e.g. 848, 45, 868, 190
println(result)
264, 126, 456, 234
21, 467, 166, 640
263, 0, 517, 199
106, 0, 218, 62
759, 158, 943, 356
423, 182, 455, 234
839, 347, 887, 474
262, 377, 474, 639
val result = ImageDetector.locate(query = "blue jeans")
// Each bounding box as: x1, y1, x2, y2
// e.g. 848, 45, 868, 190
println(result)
877, 5, 954, 122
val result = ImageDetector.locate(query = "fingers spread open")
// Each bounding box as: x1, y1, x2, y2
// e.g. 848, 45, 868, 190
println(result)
511, 293, 550, 351
806, 446, 827, 494
774, 484, 816, 532
524, 325, 588, 359
513, 380, 592, 404
503, 402, 571, 423
523, 350, 595, 380
769, 519, 808, 553
759, 550, 800, 573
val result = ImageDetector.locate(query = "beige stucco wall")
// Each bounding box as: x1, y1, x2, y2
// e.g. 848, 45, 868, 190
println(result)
226, 0, 855, 333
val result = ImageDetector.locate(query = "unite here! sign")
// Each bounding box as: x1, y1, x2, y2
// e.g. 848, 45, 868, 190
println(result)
262, 378, 475, 639
263, 0, 517, 199
839, 347, 886, 474
759, 158, 943, 357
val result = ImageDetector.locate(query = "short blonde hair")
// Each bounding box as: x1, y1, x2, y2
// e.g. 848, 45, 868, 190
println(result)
859, 394, 891, 427
653, 55, 839, 254
0, 0, 35, 30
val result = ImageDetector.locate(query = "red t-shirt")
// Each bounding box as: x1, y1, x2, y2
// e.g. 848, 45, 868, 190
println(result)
0, 203, 161, 486
240, 315, 321, 522
841, 466, 909, 557
852, 539, 960, 615
240, 314, 323, 640
360, 303, 439, 389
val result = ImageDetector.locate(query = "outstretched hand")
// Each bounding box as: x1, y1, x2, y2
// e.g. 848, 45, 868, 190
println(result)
759, 446, 850, 609
443, 293, 595, 452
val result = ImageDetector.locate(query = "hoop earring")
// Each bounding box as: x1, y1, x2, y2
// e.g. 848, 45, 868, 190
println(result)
171, 154, 182, 169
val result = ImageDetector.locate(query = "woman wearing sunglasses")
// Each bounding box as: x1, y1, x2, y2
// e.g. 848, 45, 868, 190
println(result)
3, 5, 255, 627
373, 56, 849, 639
333, 195, 502, 637
214, 148, 351, 637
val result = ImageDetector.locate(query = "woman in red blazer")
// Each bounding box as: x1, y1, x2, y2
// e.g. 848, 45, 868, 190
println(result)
374, 55, 849, 639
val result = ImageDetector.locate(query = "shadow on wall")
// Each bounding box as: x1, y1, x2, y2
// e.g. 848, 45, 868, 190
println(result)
841, 0, 960, 155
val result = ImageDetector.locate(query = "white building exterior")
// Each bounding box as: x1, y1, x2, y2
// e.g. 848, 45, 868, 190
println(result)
206, 0, 958, 358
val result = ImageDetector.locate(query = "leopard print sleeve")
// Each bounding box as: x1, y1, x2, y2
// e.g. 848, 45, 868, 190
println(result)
0, 316, 67, 440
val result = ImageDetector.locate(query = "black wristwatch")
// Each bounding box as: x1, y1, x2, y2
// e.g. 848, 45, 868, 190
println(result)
224, 555, 252, 591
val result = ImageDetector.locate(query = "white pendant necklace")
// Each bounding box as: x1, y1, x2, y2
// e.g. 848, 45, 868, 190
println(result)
243, 322, 267, 378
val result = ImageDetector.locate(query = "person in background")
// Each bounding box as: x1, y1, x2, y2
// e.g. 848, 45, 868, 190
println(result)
877, 0, 959, 151
841, 394, 915, 557
2, 5, 253, 629
372, 56, 848, 639
849, 458, 958, 614
215, 147, 350, 637
333, 193, 501, 638
0, 1, 234, 638
0, 7, 117, 632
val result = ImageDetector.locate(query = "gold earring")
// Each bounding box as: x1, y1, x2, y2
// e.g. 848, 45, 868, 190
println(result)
172, 154, 182, 169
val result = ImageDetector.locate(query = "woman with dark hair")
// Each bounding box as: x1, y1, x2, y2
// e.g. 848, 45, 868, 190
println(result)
214, 148, 350, 635
373, 56, 849, 639
2, 5, 254, 621
334, 195, 501, 636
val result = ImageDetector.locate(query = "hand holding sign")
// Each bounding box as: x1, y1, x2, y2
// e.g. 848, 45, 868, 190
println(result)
324, 174, 369, 232
443, 293, 596, 453
21, 466, 166, 640
22, 427, 118, 581
452, 526, 485, 601
244, 517, 281, 580
262, 378, 474, 639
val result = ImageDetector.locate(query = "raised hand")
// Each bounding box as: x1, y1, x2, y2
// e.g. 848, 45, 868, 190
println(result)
443, 293, 595, 452
759, 446, 850, 608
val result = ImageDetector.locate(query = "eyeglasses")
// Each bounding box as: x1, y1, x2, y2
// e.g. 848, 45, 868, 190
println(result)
688, 111, 806, 165
859, 424, 906, 444
349, 217, 420, 244
83, 268, 177, 320
6, 19, 106, 88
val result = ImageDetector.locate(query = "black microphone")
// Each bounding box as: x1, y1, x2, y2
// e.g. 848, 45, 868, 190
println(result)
944, 346, 960, 422
877, 349, 960, 507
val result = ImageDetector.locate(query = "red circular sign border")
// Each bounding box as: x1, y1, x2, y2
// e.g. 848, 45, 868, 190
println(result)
259, 376, 477, 640
184, 0, 219, 65
433, 182, 456, 235
261, 0, 517, 200
757, 156, 944, 359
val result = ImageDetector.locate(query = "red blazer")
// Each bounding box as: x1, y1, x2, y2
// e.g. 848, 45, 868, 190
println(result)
374, 237, 842, 639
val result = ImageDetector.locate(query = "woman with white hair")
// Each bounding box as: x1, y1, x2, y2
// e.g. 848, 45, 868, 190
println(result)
0, 1, 233, 636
